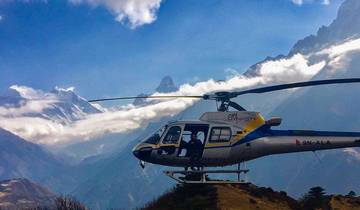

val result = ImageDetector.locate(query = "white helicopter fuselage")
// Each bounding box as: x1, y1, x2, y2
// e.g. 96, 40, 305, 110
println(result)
132, 111, 360, 167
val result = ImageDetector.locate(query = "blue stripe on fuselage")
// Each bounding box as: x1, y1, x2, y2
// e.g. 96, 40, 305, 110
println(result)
204, 126, 360, 149
231, 126, 360, 147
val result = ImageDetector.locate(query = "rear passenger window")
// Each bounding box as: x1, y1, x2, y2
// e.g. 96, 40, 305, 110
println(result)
210, 127, 231, 142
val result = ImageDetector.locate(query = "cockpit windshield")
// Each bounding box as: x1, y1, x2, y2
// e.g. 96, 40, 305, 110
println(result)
144, 125, 167, 144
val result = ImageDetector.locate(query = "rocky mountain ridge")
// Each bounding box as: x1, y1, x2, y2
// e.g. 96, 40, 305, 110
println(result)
0, 128, 66, 184
0, 178, 56, 210
290, 0, 360, 55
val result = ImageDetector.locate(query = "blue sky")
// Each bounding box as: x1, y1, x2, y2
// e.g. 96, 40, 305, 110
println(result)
0, 0, 343, 99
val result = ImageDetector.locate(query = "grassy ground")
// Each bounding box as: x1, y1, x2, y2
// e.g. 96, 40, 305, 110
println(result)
216, 184, 300, 210
140, 184, 217, 210
329, 195, 360, 210
140, 183, 360, 210
140, 183, 300, 210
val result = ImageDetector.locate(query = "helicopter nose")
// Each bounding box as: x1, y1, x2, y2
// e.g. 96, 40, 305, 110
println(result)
132, 149, 142, 159
132, 144, 153, 161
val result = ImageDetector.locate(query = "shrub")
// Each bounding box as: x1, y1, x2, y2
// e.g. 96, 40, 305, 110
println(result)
55, 195, 87, 210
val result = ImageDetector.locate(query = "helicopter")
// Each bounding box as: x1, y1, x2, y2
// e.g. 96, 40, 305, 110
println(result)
89, 78, 360, 183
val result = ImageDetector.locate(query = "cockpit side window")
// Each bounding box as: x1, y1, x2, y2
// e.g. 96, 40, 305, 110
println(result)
209, 127, 232, 142
181, 124, 209, 144
144, 126, 167, 144
177, 124, 209, 157
162, 126, 182, 144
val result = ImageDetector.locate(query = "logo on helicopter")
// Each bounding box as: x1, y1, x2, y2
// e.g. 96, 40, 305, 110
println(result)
227, 113, 255, 122
295, 139, 331, 146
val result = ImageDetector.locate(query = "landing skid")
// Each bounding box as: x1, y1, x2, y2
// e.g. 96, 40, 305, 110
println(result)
163, 169, 250, 184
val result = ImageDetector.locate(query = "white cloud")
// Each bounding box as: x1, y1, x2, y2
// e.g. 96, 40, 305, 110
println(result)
317, 39, 360, 59
322, 0, 330, 5
291, 0, 303, 5
0, 15, 2, 21
55, 86, 75, 92
0, 54, 326, 145
0, 0, 163, 28
256, 54, 325, 83
0, 85, 58, 117
69, 0, 162, 28
0, 100, 55, 117
291, 0, 331, 6
2, 38, 360, 145
316, 38, 360, 70
10, 85, 51, 99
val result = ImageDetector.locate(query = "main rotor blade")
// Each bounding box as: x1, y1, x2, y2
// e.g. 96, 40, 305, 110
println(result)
231, 78, 360, 97
88, 95, 203, 102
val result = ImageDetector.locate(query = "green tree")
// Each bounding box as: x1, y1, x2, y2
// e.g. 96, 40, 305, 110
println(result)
308, 186, 326, 199
300, 186, 328, 210
348, 191, 357, 197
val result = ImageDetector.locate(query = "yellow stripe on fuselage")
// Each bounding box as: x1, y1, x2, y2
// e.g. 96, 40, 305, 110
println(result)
232, 113, 265, 143
205, 113, 266, 148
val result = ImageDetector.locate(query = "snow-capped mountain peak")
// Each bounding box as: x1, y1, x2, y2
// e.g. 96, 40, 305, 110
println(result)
0, 86, 102, 124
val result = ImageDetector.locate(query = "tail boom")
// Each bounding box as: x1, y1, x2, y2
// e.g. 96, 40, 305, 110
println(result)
244, 130, 360, 160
